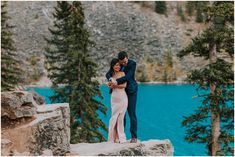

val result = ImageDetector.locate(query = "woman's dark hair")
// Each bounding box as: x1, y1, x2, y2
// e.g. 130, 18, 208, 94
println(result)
118, 51, 128, 60
110, 58, 119, 75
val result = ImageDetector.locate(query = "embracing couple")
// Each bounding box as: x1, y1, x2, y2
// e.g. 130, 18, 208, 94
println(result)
106, 51, 138, 144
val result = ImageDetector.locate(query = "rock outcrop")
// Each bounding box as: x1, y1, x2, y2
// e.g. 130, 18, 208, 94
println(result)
1, 91, 70, 156
1, 91, 174, 156
1, 91, 39, 119
68, 140, 173, 156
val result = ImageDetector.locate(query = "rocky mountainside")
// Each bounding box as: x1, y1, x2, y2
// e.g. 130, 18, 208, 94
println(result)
6, 1, 207, 85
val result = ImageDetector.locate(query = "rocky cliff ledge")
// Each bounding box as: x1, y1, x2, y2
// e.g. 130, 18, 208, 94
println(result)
1, 91, 70, 156
68, 140, 173, 156
1, 91, 174, 156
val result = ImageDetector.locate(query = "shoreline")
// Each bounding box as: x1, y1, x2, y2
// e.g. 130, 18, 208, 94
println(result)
137, 81, 190, 85
20, 75, 190, 89
23, 81, 191, 89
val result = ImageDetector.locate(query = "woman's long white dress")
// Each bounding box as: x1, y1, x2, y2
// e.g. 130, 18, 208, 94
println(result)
107, 81, 128, 143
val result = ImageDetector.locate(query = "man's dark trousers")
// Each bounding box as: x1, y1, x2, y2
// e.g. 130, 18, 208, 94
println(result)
124, 91, 137, 138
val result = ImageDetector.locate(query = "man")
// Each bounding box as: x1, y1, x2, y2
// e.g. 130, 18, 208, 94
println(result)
106, 51, 138, 143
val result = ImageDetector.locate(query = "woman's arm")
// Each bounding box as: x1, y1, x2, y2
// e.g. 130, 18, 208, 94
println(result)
114, 83, 126, 89
114, 72, 127, 89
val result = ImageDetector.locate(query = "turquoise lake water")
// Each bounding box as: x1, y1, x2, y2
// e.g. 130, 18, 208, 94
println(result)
27, 84, 230, 156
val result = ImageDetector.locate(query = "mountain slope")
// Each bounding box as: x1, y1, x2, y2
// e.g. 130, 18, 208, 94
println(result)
6, 1, 207, 85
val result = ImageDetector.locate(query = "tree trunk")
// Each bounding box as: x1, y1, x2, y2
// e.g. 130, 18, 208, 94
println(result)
209, 42, 217, 64
209, 43, 220, 155
211, 111, 220, 155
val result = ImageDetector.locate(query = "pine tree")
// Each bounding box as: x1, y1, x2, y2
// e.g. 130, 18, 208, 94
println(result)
162, 50, 174, 83
186, 2, 194, 16
177, 3, 186, 22
177, 2, 234, 155
194, 1, 209, 23
1, 1, 23, 91
155, 1, 167, 15
185, 1, 209, 23
44, 1, 107, 144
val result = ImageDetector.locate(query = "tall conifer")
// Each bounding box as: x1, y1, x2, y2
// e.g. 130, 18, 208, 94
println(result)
155, 1, 167, 15
45, 1, 107, 144
1, 1, 23, 91
178, 2, 234, 155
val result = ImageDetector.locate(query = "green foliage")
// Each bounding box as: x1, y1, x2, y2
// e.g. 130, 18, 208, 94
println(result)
145, 52, 155, 63
31, 68, 41, 82
140, 2, 148, 8
178, 2, 234, 155
194, 2, 207, 23
44, 1, 107, 144
185, 1, 209, 23
139, 71, 149, 82
178, 27, 234, 59
165, 50, 173, 68
177, 4, 186, 22
136, 63, 149, 82
186, 2, 194, 16
155, 1, 167, 15
182, 59, 234, 155
162, 50, 175, 83
1, 1, 24, 91
162, 70, 168, 83
30, 55, 40, 66
195, 9, 203, 23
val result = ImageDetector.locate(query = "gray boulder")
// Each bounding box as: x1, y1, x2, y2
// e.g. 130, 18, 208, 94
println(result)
1, 103, 70, 156
1, 91, 37, 119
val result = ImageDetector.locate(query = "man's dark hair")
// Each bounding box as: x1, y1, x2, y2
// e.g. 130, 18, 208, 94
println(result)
118, 51, 128, 60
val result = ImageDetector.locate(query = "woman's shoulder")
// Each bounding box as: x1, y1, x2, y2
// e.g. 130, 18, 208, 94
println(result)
112, 71, 125, 79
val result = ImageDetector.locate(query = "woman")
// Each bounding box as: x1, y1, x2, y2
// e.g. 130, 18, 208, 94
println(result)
107, 58, 128, 143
